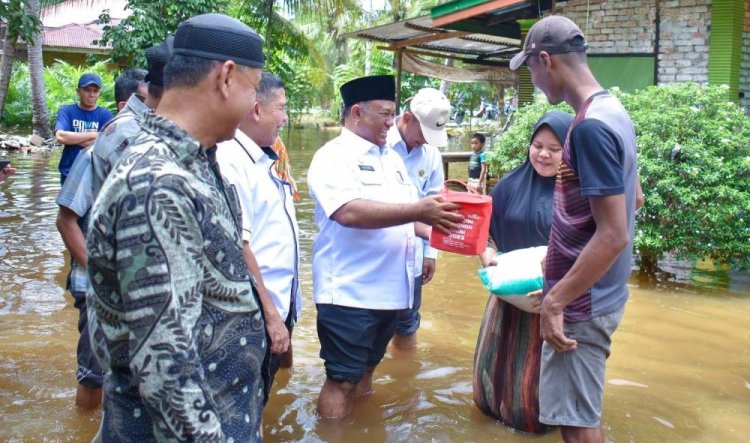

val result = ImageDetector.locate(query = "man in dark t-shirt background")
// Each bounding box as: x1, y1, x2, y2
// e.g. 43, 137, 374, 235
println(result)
54, 73, 114, 184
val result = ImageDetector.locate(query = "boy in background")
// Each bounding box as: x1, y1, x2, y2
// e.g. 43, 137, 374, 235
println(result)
468, 133, 487, 194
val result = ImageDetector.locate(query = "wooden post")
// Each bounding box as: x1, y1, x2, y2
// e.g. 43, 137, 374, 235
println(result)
395, 49, 403, 113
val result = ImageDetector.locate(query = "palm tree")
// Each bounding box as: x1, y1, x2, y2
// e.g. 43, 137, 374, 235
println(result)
26, 0, 51, 138
0, 22, 17, 121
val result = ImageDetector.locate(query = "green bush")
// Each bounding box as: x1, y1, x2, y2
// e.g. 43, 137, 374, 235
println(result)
488, 84, 750, 269
2, 60, 116, 128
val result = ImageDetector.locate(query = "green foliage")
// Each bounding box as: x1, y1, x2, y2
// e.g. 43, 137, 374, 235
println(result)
400, 72, 440, 104
328, 41, 396, 119
619, 84, 750, 269
448, 81, 500, 120
1, 60, 115, 127
488, 84, 750, 269
0, 0, 42, 44
231, 4, 324, 125
97, 0, 228, 66
3, 62, 32, 127
274, 52, 314, 125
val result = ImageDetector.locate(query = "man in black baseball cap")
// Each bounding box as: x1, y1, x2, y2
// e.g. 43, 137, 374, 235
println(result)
87, 13, 267, 442
511, 15, 640, 443
509, 15, 588, 71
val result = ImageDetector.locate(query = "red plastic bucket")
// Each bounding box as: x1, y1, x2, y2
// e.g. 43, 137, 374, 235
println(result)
429, 181, 492, 255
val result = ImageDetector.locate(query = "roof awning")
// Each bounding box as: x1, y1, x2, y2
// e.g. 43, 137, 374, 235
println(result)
342, 14, 521, 67
343, 1, 555, 68
432, 0, 554, 30
343, 1, 555, 106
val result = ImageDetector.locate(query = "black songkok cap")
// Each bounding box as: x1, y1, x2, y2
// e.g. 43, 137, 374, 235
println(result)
144, 35, 173, 87
340, 75, 396, 108
172, 13, 264, 68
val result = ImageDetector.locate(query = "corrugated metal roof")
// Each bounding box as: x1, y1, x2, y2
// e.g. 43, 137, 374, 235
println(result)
343, 15, 520, 65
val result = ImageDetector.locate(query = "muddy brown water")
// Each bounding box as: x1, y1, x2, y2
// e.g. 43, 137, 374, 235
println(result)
1, 127, 748, 442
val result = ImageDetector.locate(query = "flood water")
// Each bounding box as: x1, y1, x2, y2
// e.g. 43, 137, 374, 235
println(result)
1, 127, 749, 442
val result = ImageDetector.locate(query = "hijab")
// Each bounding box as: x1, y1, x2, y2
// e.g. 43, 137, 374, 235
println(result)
489, 111, 573, 252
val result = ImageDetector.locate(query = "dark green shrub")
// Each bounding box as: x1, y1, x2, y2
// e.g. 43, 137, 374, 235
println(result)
488, 84, 750, 269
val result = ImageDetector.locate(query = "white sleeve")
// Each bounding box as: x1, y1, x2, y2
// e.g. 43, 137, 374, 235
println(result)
425, 146, 445, 196
216, 146, 254, 242
423, 146, 444, 260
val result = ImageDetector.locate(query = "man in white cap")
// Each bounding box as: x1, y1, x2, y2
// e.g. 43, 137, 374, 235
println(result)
386, 87, 451, 349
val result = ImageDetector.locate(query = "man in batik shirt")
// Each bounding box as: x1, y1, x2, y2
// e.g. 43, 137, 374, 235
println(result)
86, 14, 266, 441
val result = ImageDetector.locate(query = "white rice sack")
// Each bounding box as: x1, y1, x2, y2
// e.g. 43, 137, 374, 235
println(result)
477, 246, 547, 313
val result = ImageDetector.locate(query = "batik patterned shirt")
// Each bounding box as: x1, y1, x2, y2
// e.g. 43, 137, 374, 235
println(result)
87, 112, 267, 442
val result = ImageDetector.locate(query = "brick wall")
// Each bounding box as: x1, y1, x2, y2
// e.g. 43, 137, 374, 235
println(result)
740, 1, 750, 111
657, 0, 711, 84
553, 0, 655, 54
553, 0, 712, 85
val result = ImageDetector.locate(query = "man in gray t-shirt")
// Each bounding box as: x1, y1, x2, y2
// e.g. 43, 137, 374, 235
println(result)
510, 15, 639, 443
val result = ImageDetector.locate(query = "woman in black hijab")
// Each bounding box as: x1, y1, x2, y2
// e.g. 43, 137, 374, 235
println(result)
473, 110, 573, 433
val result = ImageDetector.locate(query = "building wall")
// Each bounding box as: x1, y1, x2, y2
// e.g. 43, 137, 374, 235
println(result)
553, 0, 712, 86
740, 1, 750, 111
553, 0, 656, 54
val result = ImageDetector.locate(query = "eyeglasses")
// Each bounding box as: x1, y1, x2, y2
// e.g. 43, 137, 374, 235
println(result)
361, 106, 395, 121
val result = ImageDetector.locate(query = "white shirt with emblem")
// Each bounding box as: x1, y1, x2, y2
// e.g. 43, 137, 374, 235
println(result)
216, 129, 302, 322
386, 122, 444, 275
308, 127, 417, 310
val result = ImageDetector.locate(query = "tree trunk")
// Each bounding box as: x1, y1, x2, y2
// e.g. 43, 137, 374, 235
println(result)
26, 0, 51, 139
438, 59, 454, 95
0, 25, 17, 122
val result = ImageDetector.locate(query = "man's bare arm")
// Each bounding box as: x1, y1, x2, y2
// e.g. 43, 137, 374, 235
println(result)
56, 206, 87, 269
540, 194, 629, 352
242, 242, 289, 355
55, 130, 98, 146
332, 195, 463, 234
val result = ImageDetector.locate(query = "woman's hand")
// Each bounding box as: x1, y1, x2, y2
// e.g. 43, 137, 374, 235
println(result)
479, 246, 497, 268
526, 289, 543, 314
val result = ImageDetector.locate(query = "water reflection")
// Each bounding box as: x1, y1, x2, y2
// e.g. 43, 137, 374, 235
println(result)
0, 129, 749, 442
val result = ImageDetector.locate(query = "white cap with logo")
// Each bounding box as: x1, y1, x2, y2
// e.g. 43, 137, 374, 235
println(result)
409, 88, 451, 147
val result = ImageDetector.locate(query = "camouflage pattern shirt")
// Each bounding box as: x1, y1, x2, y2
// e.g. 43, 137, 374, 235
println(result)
87, 112, 267, 442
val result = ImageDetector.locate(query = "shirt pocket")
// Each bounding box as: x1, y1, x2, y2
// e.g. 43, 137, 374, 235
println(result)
392, 169, 417, 203
355, 165, 385, 200
355, 163, 383, 185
